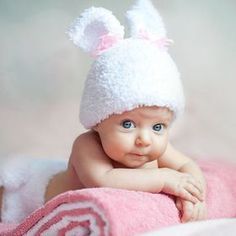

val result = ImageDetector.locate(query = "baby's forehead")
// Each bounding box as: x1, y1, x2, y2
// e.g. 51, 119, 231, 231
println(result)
117, 106, 173, 120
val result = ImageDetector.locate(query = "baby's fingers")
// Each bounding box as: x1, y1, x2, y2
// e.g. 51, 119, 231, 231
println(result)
179, 189, 198, 203
189, 204, 200, 222
197, 203, 208, 221
181, 201, 193, 223
175, 198, 182, 211
185, 183, 204, 201
188, 178, 203, 195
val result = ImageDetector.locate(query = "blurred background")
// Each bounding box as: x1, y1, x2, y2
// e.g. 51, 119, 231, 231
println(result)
0, 0, 235, 165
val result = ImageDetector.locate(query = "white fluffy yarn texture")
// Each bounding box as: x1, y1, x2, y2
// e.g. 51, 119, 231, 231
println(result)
126, 0, 167, 38
1, 157, 67, 223
67, 7, 124, 54
80, 39, 185, 129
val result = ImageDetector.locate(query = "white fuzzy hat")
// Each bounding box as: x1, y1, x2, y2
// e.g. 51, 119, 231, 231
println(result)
68, 0, 185, 129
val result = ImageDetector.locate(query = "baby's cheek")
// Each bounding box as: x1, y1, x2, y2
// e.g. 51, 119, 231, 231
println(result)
102, 137, 125, 157
102, 132, 134, 157
118, 135, 135, 151
153, 138, 168, 156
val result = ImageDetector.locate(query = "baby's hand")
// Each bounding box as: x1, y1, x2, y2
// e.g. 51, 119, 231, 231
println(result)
161, 168, 203, 203
176, 198, 207, 223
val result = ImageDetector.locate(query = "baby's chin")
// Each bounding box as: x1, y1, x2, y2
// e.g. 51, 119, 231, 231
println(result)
111, 157, 148, 169
122, 156, 151, 169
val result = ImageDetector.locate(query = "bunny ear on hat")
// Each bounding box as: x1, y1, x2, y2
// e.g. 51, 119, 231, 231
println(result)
67, 7, 125, 57
126, 0, 172, 49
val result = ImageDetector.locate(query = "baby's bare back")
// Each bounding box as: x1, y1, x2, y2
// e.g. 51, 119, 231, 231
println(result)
44, 163, 84, 203
44, 132, 99, 203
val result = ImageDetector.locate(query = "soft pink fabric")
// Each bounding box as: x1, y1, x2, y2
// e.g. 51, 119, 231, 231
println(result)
1, 160, 236, 236
0, 223, 17, 235
92, 28, 173, 58
92, 34, 123, 57
138, 29, 173, 51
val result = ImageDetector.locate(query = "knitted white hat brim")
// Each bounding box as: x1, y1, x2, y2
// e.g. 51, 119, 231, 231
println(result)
79, 39, 185, 129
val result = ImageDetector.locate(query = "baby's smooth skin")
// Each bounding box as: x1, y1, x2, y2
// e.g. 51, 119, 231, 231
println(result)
0, 106, 207, 223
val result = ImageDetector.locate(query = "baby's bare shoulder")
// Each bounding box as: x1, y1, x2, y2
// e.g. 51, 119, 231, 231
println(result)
73, 130, 100, 148
69, 130, 113, 179
70, 130, 106, 164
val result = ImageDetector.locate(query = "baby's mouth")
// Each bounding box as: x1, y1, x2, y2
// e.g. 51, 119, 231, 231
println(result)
131, 153, 146, 158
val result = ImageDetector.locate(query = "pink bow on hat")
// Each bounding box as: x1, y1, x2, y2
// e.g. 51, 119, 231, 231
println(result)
92, 33, 123, 57
138, 29, 173, 51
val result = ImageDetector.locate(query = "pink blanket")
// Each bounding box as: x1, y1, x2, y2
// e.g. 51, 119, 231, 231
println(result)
1, 160, 236, 236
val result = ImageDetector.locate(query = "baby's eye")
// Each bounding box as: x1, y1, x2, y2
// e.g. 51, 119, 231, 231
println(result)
121, 120, 135, 129
153, 123, 165, 134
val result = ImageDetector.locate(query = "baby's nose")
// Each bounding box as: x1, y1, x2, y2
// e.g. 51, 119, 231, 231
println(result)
135, 130, 151, 147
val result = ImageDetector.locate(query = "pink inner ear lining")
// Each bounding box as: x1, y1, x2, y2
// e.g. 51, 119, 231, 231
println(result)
137, 29, 173, 51
91, 33, 123, 58
91, 29, 173, 58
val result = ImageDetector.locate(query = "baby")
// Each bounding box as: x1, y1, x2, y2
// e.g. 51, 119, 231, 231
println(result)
0, 0, 207, 224
44, 0, 207, 223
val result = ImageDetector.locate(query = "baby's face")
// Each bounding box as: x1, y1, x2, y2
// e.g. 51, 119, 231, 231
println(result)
94, 106, 173, 168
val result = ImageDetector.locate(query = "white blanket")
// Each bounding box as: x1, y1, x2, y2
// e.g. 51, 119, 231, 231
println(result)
144, 218, 236, 236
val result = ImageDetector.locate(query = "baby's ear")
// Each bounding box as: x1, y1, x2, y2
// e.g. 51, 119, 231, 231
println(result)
67, 7, 124, 57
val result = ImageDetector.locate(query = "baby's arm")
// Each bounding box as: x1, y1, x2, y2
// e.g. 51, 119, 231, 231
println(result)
159, 143, 207, 222
69, 132, 202, 203
159, 143, 206, 197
